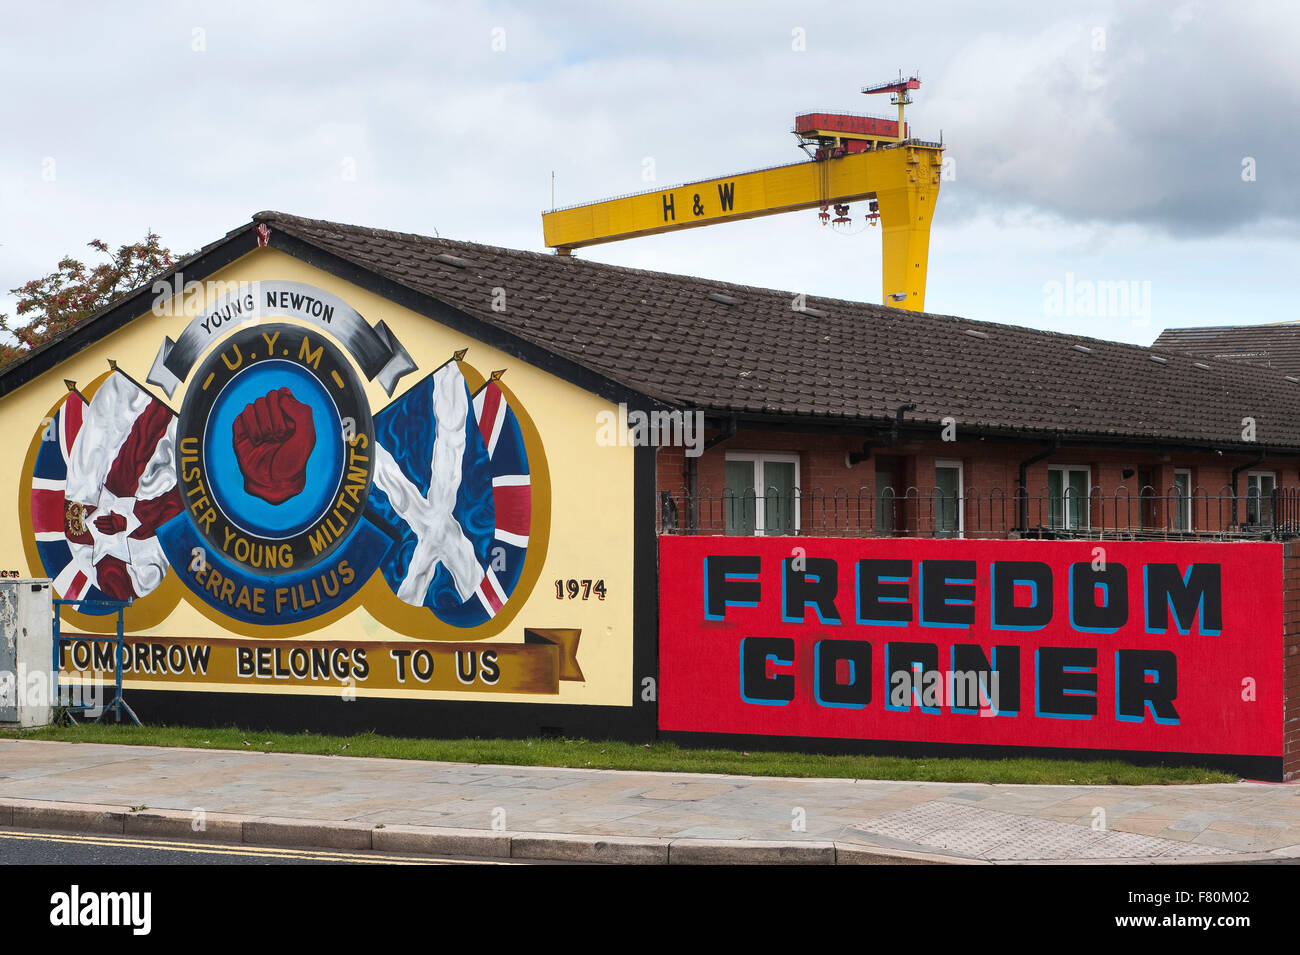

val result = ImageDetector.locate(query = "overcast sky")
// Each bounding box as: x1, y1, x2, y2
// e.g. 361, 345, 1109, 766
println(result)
1, 0, 1296, 345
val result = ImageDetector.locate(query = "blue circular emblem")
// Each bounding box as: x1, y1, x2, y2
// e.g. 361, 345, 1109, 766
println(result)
205, 360, 344, 540
174, 323, 374, 575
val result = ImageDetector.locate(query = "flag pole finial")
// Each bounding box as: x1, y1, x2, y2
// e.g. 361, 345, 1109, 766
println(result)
490, 369, 506, 381
453, 348, 469, 362
64, 379, 77, 392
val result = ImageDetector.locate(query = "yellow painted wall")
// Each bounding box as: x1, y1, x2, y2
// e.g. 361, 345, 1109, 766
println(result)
1, 248, 636, 706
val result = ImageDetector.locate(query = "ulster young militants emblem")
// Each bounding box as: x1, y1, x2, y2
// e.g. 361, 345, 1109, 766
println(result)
161, 323, 386, 624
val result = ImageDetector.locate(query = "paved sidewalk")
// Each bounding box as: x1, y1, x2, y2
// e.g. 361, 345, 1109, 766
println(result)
1, 739, 1298, 864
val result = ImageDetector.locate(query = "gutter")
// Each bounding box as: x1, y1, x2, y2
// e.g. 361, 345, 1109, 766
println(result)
696, 411, 1300, 459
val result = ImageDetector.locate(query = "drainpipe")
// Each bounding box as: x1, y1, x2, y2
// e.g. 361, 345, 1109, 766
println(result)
846, 440, 876, 468
848, 402, 916, 467
1017, 435, 1061, 535
687, 415, 738, 531
1231, 452, 1266, 526
891, 402, 916, 443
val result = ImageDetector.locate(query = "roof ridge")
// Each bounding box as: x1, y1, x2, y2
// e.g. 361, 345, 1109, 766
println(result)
1160, 321, 1300, 332
255, 209, 848, 300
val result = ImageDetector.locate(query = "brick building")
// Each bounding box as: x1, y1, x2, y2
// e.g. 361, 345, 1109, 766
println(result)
4, 211, 1297, 775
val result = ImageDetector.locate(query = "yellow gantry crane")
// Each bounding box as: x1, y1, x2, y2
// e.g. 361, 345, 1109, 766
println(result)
541, 76, 944, 311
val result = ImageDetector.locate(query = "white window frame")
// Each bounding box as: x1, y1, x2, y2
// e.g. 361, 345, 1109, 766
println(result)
725, 452, 801, 535
1174, 468, 1193, 531
935, 459, 964, 537
1048, 465, 1091, 531
1247, 470, 1277, 526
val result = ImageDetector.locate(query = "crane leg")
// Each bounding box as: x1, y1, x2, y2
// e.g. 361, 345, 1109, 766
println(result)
876, 181, 937, 312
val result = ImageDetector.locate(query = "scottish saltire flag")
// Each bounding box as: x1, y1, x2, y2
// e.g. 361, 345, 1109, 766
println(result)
369, 362, 497, 626
31, 373, 181, 606
471, 378, 531, 619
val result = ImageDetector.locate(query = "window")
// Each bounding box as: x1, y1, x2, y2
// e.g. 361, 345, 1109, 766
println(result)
1246, 471, 1276, 526
1173, 469, 1193, 531
1048, 466, 1090, 531
935, 460, 963, 537
724, 452, 800, 535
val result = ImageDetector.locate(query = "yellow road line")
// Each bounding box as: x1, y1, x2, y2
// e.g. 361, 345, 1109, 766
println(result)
0, 829, 515, 864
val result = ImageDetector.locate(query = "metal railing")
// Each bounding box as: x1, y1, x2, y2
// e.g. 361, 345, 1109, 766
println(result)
657, 484, 1300, 540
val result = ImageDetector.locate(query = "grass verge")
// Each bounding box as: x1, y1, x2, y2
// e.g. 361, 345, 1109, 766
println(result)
0, 723, 1236, 785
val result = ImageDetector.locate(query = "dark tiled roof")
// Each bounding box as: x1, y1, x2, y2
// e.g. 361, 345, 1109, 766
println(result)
254, 212, 1300, 451
1154, 323, 1300, 376
6, 209, 1295, 452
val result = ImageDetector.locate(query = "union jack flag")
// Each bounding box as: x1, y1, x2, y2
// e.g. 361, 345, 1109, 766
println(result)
471, 378, 531, 620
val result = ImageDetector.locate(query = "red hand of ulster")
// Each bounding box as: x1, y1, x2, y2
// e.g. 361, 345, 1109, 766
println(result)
231, 387, 316, 505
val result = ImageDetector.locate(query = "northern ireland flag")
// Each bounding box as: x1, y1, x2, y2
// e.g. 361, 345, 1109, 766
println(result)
31, 373, 182, 605
368, 362, 531, 628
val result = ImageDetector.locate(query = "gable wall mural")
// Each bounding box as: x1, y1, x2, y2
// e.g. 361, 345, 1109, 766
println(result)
4, 249, 636, 707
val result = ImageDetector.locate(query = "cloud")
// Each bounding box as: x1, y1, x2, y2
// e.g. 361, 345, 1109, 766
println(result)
929, 1, 1300, 235
0, 0, 1296, 337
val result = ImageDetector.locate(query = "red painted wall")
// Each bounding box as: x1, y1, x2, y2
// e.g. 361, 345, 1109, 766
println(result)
659, 536, 1283, 760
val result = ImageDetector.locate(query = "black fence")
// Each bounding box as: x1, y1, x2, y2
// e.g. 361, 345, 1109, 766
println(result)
657, 485, 1300, 540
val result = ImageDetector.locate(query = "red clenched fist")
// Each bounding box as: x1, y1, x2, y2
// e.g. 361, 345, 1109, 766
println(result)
231, 387, 316, 505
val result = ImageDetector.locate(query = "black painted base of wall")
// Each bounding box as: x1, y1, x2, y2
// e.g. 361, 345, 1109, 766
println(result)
126, 689, 655, 742
661, 730, 1284, 782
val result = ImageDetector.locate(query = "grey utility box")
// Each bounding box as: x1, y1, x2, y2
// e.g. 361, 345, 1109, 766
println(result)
0, 578, 54, 727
